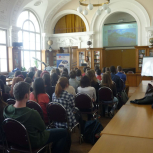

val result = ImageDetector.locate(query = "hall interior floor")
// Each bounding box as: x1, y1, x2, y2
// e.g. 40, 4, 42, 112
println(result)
70, 87, 137, 153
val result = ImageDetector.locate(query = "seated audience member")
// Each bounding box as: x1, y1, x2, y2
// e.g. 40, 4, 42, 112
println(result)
42, 73, 55, 100
0, 75, 10, 94
52, 77, 77, 128
61, 71, 69, 80
63, 67, 69, 76
9, 77, 23, 99
51, 73, 59, 87
77, 76, 96, 103
14, 70, 22, 77
0, 86, 7, 124
65, 83, 76, 96
50, 69, 56, 75
86, 70, 100, 103
76, 69, 82, 82
69, 70, 79, 93
56, 68, 61, 76
96, 69, 102, 82
94, 66, 99, 77
35, 70, 42, 78
110, 66, 122, 93
82, 67, 87, 77
29, 67, 35, 74
3, 82, 70, 152
0, 79, 5, 95
28, 72, 34, 81
101, 73, 118, 116
29, 78, 50, 124
101, 67, 106, 76
17, 74, 24, 80
24, 77, 33, 92
40, 70, 50, 78
105, 67, 110, 72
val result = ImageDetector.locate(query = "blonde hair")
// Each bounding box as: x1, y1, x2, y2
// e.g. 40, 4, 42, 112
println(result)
55, 77, 69, 98
86, 70, 97, 83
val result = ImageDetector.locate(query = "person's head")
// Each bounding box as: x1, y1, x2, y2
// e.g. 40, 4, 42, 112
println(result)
55, 77, 69, 98
13, 82, 30, 102
86, 70, 97, 83
105, 71, 111, 79
85, 56, 89, 62
35, 70, 42, 78
117, 65, 122, 72
0, 75, 6, 85
94, 66, 99, 72
83, 67, 87, 73
80, 76, 90, 88
40, 70, 50, 78
101, 73, 112, 88
75, 68, 78, 71
14, 71, 22, 77
42, 73, 50, 86
50, 73, 59, 86
63, 67, 68, 75
0, 79, 5, 94
105, 67, 110, 72
61, 72, 68, 78
110, 66, 116, 74
96, 69, 101, 76
50, 69, 56, 75
56, 68, 60, 76
29, 67, 35, 74
33, 78, 45, 101
76, 69, 82, 77
69, 70, 76, 79
102, 67, 106, 73
28, 72, 34, 80
86, 67, 90, 73
17, 74, 24, 80
10, 77, 24, 97
24, 77, 32, 86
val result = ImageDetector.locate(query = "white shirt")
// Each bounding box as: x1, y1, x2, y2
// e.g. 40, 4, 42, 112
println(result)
65, 86, 76, 96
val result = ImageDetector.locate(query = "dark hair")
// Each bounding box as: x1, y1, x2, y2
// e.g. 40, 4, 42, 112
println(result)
0, 75, 6, 85
0, 79, 5, 94
13, 82, 30, 101
40, 71, 50, 78
83, 67, 87, 73
80, 76, 90, 88
94, 66, 99, 72
61, 72, 68, 78
85, 56, 89, 62
117, 66, 122, 71
76, 69, 81, 76
14, 71, 22, 77
55, 77, 68, 98
35, 70, 42, 78
102, 67, 106, 73
33, 78, 45, 102
86, 70, 97, 83
29, 67, 35, 74
42, 73, 50, 86
24, 77, 32, 84
50, 73, 59, 86
63, 67, 68, 75
56, 68, 60, 76
69, 70, 76, 79
105, 67, 110, 72
96, 69, 101, 75
110, 66, 116, 74
28, 72, 34, 80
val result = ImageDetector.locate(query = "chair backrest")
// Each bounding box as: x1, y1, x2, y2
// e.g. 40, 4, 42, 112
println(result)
2, 118, 31, 150
6, 99, 16, 105
26, 100, 44, 119
127, 71, 134, 74
2, 93, 10, 102
75, 93, 92, 110
47, 102, 67, 123
99, 87, 113, 101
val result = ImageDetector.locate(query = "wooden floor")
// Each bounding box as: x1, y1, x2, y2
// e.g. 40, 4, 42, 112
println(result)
70, 87, 137, 153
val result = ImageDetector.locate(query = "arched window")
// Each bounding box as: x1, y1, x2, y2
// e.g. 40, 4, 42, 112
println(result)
17, 10, 41, 70
54, 14, 86, 34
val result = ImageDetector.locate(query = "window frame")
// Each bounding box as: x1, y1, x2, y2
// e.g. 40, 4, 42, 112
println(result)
0, 29, 8, 73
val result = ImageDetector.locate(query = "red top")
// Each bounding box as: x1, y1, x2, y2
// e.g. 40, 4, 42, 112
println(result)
97, 75, 102, 81
29, 93, 50, 124
82, 73, 86, 77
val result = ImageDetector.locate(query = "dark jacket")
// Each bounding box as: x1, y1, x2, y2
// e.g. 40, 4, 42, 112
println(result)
111, 73, 122, 92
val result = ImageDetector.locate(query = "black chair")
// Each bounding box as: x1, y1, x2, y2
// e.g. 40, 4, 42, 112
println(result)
2, 118, 48, 153
2, 93, 10, 102
99, 87, 117, 117
26, 101, 44, 120
0, 127, 6, 153
47, 102, 79, 132
75, 93, 98, 118
6, 99, 16, 105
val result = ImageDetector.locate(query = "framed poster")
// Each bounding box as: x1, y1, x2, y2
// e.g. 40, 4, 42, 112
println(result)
56, 53, 70, 72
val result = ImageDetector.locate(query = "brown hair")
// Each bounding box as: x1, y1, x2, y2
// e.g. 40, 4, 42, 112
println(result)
9, 77, 23, 97
35, 70, 42, 78
86, 70, 97, 83
101, 73, 113, 88
55, 77, 69, 98
117, 65, 122, 71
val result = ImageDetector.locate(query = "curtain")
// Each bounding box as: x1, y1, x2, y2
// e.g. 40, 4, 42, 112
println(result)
54, 14, 86, 34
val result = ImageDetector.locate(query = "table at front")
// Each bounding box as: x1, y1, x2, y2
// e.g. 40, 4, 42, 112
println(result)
89, 134, 153, 153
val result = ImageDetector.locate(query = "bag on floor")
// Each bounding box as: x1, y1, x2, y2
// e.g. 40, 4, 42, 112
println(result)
83, 120, 103, 145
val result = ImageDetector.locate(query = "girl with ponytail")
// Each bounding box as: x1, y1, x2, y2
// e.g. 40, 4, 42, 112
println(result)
53, 77, 76, 128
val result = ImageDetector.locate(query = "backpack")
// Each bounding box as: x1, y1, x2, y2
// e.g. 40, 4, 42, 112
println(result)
83, 120, 103, 145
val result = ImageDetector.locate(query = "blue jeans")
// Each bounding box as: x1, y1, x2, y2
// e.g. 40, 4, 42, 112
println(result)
46, 128, 71, 153
103, 97, 118, 113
